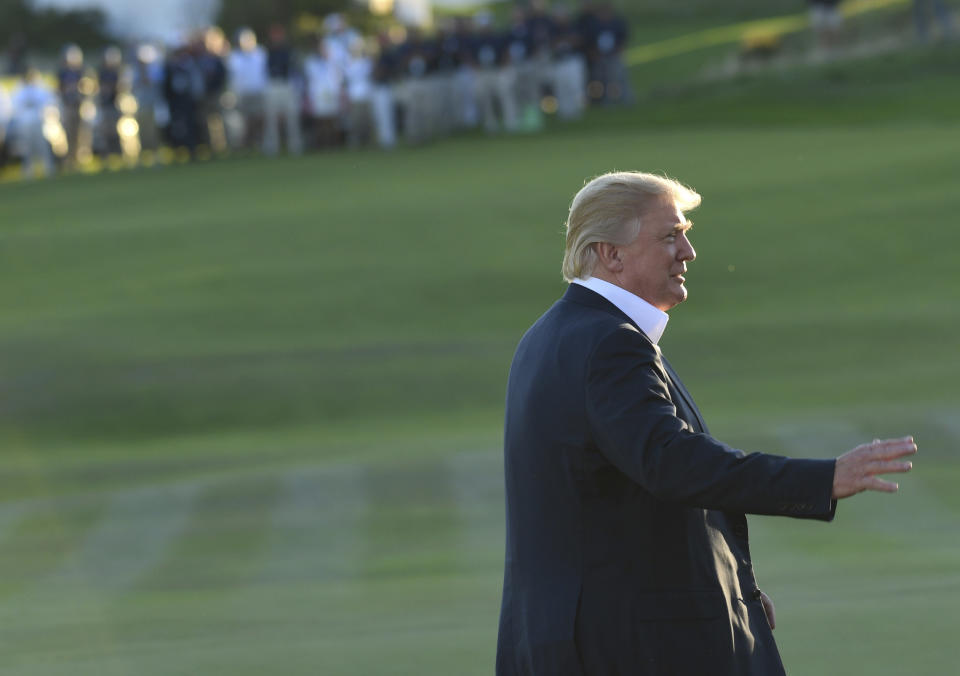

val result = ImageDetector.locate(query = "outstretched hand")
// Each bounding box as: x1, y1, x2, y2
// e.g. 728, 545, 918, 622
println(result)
833, 436, 917, 499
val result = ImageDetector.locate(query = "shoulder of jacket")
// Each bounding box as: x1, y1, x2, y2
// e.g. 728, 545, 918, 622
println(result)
590, 319, 657, 355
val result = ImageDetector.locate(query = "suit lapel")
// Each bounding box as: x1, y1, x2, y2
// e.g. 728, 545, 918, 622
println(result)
658, 350, 710, 435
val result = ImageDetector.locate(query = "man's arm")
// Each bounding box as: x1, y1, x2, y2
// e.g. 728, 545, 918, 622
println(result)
585, 326, 914, 516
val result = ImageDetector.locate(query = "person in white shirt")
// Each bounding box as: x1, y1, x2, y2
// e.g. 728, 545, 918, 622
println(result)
227, 28, 267, 150
323, 13, 362, 74
343, 39, 374, 148
303, 36, 344, 148
11, 68, 57, 178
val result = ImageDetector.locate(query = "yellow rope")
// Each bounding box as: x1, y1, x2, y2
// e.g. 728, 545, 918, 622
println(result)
624, 0, 910, 65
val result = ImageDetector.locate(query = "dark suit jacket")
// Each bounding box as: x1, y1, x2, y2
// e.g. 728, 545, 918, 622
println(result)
496, 284, 837, 676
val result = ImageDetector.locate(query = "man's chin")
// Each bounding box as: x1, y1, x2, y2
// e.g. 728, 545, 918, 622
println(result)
669, 286, 688, 309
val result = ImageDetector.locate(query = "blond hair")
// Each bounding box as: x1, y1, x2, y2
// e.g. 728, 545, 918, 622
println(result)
561, 172, 701, 282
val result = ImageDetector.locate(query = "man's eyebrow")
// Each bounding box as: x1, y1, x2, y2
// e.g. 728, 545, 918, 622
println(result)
674, 221, 693, 231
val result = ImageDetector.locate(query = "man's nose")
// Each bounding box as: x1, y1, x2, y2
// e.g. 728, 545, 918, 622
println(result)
678, 234, 696, 261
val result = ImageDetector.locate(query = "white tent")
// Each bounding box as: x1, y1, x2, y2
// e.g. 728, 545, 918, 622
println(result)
31, 0, 219, 40
31, 0, 509, 38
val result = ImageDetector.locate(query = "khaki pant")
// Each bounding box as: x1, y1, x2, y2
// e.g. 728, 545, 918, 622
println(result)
263, 80, 302, 156
236, 91, 265, 150
20, 119, 54, 178
453, 67, 479, 128
371, 85, 396, 149
61, 103, 82, 162
347, 99, 373, 148
554, 55, 587, 120
136, 104, 159, 152
476, 67, 518, 133
394, 77, 433, 144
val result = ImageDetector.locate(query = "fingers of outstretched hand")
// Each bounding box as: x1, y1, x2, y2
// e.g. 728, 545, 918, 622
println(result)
834, 436, 917, 499
865, 436, 918, 459
864, 476, 900, 493
864, 459, 914, 476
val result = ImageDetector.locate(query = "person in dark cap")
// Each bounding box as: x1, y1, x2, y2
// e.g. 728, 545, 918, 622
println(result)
163, 41, 203, 156
263, 23, 303, 156
96, 46, 123, 156
58, 44, 85, 167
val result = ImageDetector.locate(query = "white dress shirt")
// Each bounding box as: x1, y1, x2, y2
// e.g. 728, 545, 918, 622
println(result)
11, 81, 55, 126
304, 55, 343, 116
228, 47, 268, 95
572, 276, 669, 345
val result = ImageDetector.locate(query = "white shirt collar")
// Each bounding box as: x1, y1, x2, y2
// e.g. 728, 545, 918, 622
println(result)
572, 276, 669, 344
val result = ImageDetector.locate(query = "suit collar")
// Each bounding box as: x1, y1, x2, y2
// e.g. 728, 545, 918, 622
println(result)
562, 283, 645, 334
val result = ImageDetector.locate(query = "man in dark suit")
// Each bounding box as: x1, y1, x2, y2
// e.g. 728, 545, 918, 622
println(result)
495, 171, 917, 675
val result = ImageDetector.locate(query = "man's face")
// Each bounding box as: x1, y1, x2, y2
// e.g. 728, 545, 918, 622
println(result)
614, 197, 696, 311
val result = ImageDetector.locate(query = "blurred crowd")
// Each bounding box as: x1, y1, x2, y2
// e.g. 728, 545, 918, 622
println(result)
0, 1, 633, 179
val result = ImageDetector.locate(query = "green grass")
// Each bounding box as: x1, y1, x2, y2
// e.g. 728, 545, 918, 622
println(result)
1, 42, 959, 675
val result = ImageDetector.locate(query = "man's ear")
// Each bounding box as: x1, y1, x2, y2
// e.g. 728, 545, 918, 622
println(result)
594, 242, 623, 273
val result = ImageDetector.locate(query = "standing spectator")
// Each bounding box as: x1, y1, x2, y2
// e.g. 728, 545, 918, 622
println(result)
96, 46, 123, 156
505, 7, 540, 132
913, 0, 954, 41
344, 39, 374, 148
163, 42, 203, 156
434, 19, 463, 135
551, 6, 587, 120
808, 0, 845, 52
132, 43, 164, 155
227, 28, 267, 151
472, 13, 517, 134
11, 68, 56, 178
576, 0, 601, 101
395, 29, 438, 144
323, 13, 362, 74
370, 33, 398, 149
196, 27, 229, 153
262, 24, 303, 156
304, 36, 344, 149
589, 2, 633, 105
452, 17, 480, 129
525, 0, 557, 118
57, 44, 85, 167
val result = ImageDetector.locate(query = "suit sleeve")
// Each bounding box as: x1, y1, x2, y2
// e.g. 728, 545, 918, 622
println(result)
585, 326, 837, 520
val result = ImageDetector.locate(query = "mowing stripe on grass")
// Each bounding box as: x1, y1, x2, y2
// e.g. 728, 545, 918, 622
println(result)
260, 464, 366, 585
446, 450, 504, 572
359, 459, 461, 580
133, 475, 283, 593
39, 483, 203, 594
0, 499, 107, 599
0, 503, 28, 546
